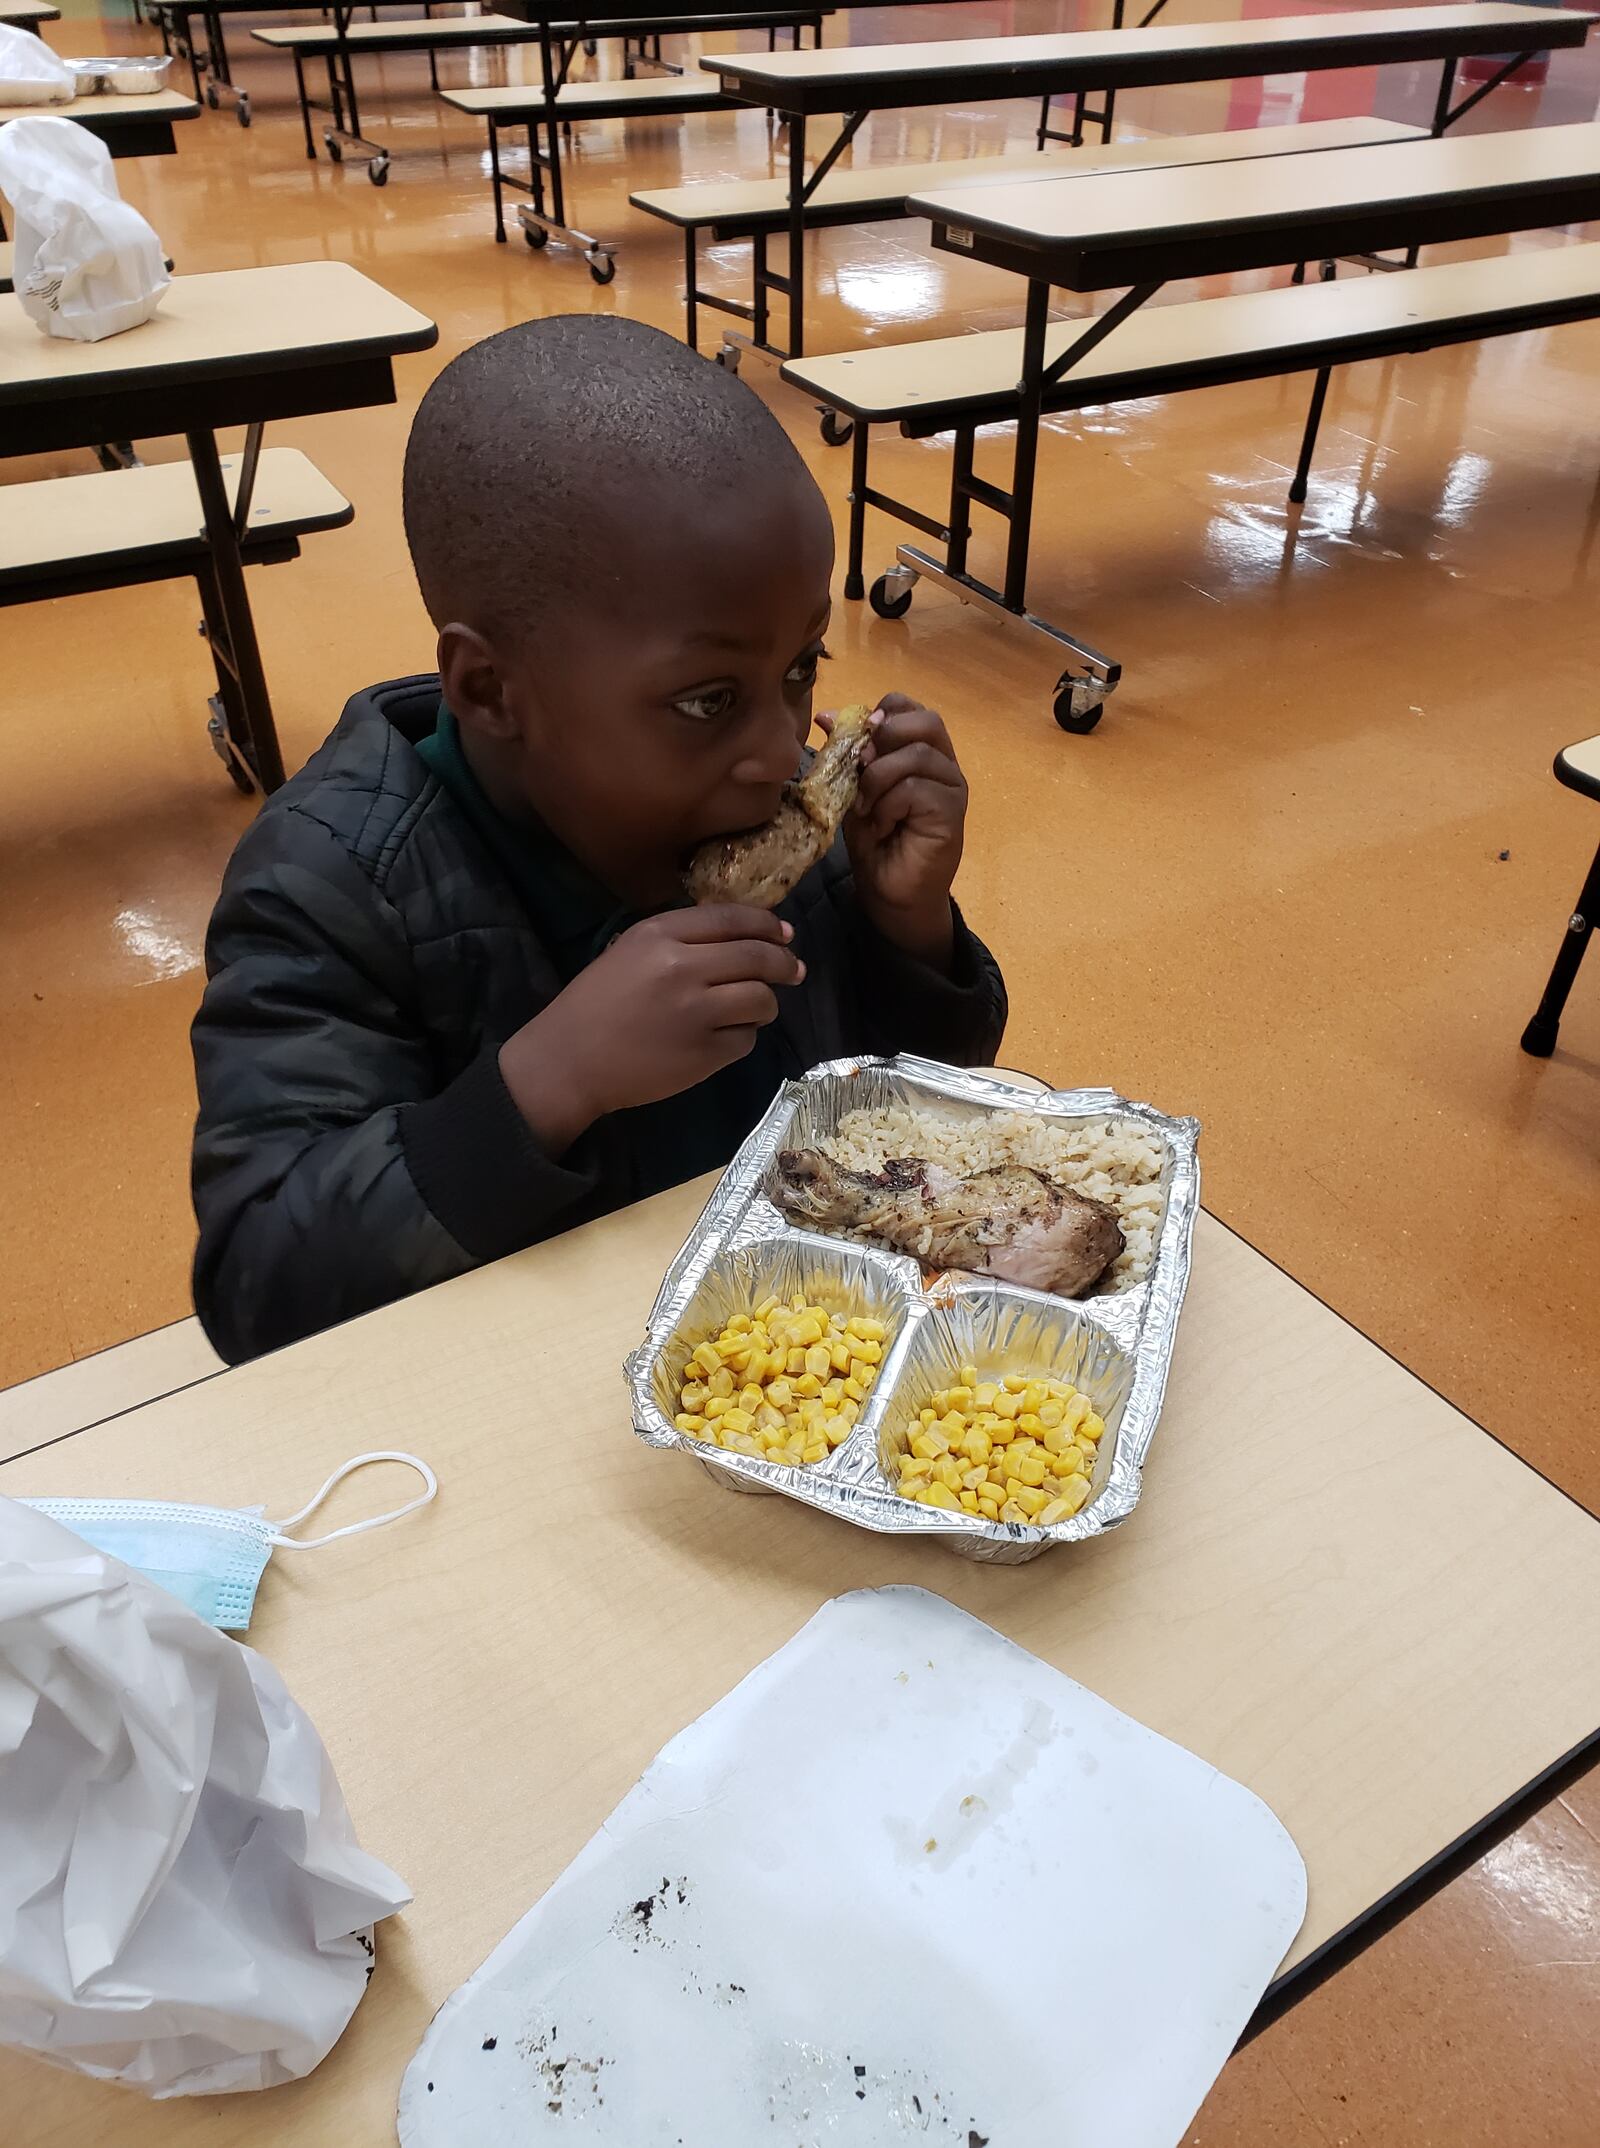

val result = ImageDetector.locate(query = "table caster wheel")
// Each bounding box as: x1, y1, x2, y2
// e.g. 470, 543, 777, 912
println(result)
208, 704, 258, 796
587, 249, 616, 285
236, 91, 251, 127
1520, 1013, 1560, 1057
523, 222, 549, 249
582, 34, 596, 52
868, 570, 913, 620
324, 132, 343, 161
204, 78, 218, 108
1053, 672, 1108, 734
818, 408, 853, 447
715, 341, 740, 373
369, 154, 390, 186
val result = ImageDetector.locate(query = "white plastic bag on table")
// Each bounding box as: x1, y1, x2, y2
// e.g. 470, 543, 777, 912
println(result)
0, 115, 168, 341
0, 1495, 411, 2096
0, 26, 73, 104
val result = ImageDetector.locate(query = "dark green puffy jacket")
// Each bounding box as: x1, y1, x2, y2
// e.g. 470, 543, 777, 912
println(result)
191, 677, 1008, 1363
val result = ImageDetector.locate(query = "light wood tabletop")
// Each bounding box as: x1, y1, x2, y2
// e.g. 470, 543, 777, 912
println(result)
911, 118, 1600, 289
0, 86, 200, 125
705, 4, 1594, 111
0, 0, 59, 20
4, 1177, 1598, 2144
0, 260, 435, 408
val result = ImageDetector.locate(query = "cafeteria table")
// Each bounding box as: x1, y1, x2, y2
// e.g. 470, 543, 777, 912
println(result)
0, 0, 58, 21
3, 1167, 1597, 2141
847, 119, 1600, 706
703, 2, 1596, 357
0, 261, 436, 793
0, 85, 200, 158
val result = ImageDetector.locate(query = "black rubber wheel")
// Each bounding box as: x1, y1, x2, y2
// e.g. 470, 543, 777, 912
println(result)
588, 253, 616, 285
324, 133, 343, 162
208, 706, 258, 796
582, 34, 596, 52
236, 92, 251, 127
1318, 258, 1337, 283
204, 79, 218, 108
1052, 676, 1105, 734
714, 343, 739, 373
523, 222, 549, 250
1520, 1014, 1559, 1057
818, 409, 854, 447
369, 155, 389, 186
868, 573, 913, 620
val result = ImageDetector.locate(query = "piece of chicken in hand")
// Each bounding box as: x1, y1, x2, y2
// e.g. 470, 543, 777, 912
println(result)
773, 1147, 1125, 1299
685, 704, 873, 909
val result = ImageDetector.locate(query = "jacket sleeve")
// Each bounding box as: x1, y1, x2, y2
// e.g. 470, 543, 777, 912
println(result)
190, 815, 599, 1363
851, 896, 1008, 1067
793, 846, 1007, 1066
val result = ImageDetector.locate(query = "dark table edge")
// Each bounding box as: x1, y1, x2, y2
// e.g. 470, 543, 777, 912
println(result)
2, 1192, 1595, 2037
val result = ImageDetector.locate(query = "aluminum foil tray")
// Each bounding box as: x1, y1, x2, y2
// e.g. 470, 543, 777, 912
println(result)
626, 1055, 1200, 1565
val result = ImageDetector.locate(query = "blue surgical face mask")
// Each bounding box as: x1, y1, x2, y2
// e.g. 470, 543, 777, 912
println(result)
23, 1450, 437, 1631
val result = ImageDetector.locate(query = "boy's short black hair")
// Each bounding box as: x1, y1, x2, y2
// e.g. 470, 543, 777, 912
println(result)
402, 314, 813, 644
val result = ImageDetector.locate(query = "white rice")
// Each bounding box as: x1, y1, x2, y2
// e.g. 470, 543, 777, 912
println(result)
825, 1105, 1167, 1293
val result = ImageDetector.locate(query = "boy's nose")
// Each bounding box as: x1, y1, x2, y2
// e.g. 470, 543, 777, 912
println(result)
730, 712, 805, 792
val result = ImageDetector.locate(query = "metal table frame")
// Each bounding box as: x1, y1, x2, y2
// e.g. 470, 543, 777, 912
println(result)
706, 7, 1597, 361
0, 304, 436, 794
857, 116, 1600, 722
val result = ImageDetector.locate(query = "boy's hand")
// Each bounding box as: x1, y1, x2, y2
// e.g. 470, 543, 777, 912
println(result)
500, 907, 803, 1155
823, 694, 966, 970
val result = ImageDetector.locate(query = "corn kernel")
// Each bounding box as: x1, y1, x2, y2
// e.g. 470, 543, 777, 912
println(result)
753, 1295, 779, 1320
692, 1341, 722, 1378
802, 1442, 828, 1464
1011, 1485, 1048, 1517
993, 1392, 1021, 1421
1037, 1400, 1065, 1429
972, 1383, 999, 1410
1081, 1412, 1106, 1444
1003, 1375, 1029, 1395
803, 1344, 831, 1379
924, 1483, 962, 1511
848, 1317, 886, 1341
959, 1490, 980, 1514
999, 1498, 1030, 1524
958, 1363, 979, 1388
829, 1340, 851, 1372
1018, 1457, 1049, 1488
794, 1373, 823, 1399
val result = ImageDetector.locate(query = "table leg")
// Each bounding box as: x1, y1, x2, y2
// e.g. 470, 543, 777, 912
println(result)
787, 110, 806, 360
540, 27, 567, 231
1430, 55, 1455, 135
1002, 277, 1051, 612
1521, 840, 1600, 1056
293, 49, 315, 157
185, 428, 286, 795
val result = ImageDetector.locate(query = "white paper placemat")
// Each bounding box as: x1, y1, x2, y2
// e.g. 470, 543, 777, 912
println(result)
399, 1587, 1305, 2146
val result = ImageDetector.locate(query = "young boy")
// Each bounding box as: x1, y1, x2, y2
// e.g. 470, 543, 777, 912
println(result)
190, 316, 1007, 1362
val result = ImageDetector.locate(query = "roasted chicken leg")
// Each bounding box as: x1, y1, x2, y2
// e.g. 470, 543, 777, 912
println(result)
686, 704, 873, 909
774, 1147, 1126, 1298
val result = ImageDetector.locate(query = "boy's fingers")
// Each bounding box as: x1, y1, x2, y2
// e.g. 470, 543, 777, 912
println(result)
698, 939, 806, 988
866, 775, 962, 843
855, 741, 965, 813
668, 904, 794, 946
707, 981, 782, 1032
872, 702, 955, 756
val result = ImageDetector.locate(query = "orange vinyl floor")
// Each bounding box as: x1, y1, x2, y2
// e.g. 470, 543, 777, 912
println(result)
2, 0, 1598, 2137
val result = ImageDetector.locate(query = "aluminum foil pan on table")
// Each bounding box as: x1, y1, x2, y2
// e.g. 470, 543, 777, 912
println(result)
68, 56, 173, 94
626, 1055, 1200, 1565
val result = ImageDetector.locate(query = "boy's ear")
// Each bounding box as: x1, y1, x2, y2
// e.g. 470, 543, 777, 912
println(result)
438, 622, 521, 742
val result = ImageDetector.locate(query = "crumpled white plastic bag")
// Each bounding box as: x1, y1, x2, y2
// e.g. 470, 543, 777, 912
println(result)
0, 115, 168, 341
0, 26, 74, 105
0, 1496, 411, 2096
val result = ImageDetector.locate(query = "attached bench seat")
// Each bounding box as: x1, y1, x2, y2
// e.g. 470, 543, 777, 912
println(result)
632, 113, 1427, 237
781, 240, 1600, 622
442, 73, 732, 120
251, 12, 546, 55
445, 74, 738, 243
632, 113, 1426, 354
0, 448, 351, 599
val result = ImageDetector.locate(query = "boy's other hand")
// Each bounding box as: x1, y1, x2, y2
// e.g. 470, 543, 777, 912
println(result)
499, 907, 803, 1154
823, 694, 965, 971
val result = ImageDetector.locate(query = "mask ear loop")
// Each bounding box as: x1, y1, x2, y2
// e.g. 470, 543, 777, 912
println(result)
267, 1452, 438, 1550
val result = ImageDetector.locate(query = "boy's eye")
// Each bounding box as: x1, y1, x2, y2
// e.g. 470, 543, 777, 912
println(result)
785, 642, 831, 691
671, 686, 737, 723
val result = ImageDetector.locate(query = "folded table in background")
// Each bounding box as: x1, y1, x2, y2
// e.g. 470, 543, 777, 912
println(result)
2, 1169, 1597, 2141
702, 3, 1597, 357
0, 261, 436, 793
